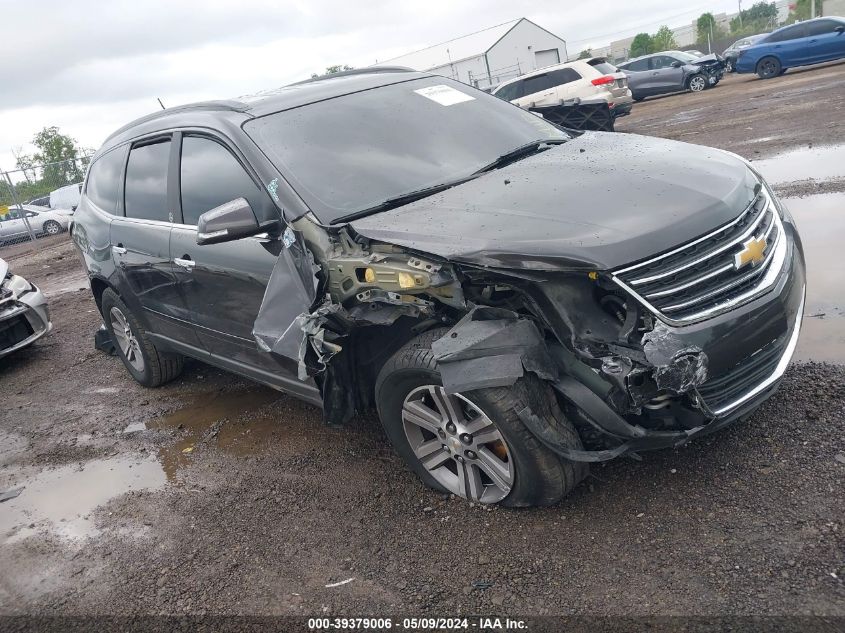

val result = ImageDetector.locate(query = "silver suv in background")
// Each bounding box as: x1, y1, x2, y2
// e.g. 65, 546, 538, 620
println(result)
493, 58, 633, 118
618, 51, 725, 101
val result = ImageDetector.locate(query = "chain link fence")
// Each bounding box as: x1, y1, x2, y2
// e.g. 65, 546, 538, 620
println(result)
0, 156, 89, 248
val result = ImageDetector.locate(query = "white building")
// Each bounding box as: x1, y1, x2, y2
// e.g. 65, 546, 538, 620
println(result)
376, 18, 568, 90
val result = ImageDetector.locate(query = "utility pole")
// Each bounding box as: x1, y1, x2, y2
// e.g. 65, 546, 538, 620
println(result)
811, 0, 816, 19
738, 0, 743, 29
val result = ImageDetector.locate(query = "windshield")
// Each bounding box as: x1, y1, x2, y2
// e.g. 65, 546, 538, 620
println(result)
674, 51, 701, 62
244, 76, 569, 224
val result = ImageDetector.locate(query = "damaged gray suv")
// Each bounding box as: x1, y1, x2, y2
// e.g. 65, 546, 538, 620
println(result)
72, 68, 805, 506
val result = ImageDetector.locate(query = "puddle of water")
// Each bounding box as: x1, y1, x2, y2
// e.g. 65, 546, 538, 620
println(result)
787, 192, 845, 363
0, 456, 166, 542
752, 144, 845, 185
150, 388, 283, 480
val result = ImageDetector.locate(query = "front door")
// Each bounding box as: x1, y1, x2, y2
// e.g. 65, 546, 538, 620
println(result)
111, 137, 198, 345
649, 55, 685, 93
169, 134, 304, 391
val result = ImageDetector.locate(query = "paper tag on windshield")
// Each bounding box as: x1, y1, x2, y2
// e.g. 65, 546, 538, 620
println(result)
414, 85, 475, 106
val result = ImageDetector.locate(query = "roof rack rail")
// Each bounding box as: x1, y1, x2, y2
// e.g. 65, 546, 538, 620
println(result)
104, 100, 249, 143
290, 66, 415, 86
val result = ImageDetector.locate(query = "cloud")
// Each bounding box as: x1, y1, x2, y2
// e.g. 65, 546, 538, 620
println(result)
1, 0, 736, 167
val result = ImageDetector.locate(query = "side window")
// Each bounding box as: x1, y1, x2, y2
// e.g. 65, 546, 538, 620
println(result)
85, 148, 125, 213
767, 25, 805, 42
522, 73, 552, 95
650, 56, 674, 70
806, 20, 838, 37
124, 140, 172, 222
626, 59, 649, 72
494, 82, 519, 102
179, 136, 262, 226
546, 68, 581, 87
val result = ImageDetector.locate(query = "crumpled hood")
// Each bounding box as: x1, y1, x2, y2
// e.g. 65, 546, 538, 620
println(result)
691, 53, 723, 65
351, 132, 758, 271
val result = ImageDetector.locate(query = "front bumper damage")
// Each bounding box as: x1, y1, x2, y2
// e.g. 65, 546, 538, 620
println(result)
252, 202, 804, 462
0, 274, 52, 358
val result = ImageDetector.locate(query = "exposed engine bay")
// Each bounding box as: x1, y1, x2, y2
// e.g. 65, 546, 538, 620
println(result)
251, 213, 715, 460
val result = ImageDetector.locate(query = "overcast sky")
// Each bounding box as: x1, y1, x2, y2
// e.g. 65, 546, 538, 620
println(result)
1, 0, 739, 169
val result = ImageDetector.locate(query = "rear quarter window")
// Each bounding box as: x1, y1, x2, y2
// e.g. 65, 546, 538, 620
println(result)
545, 68, 582, 87
85, 148, 125, 214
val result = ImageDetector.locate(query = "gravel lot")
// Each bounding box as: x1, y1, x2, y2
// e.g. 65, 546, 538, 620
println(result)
1, 62, 844, 621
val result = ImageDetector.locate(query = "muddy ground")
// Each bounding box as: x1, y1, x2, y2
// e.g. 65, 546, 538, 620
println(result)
1, 62, 844, 621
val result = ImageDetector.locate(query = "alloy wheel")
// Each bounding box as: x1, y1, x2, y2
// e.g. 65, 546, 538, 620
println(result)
45, 221, 60, 235
760, 59, 778, 77
689, 75, 706, 92
401, 385, 514, 503
109, 306, 144, 372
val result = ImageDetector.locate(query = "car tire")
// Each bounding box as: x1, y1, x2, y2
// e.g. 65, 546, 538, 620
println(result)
100, 288, 183, 387
43, 220, 62, 235
725, 60, 734, 73
688, 74, 707, 92
633, 95, 645, 102
756, 56, 782, 79
374, 328, 587, 507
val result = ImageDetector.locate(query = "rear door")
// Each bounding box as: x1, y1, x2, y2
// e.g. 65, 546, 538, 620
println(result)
765, 24, 808, 67
110, 136, 197, 344
619, 58, 650, 94
169, 133, 303, 389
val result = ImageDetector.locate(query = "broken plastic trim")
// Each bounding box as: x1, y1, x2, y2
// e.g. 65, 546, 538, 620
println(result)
430, 306, 557, 394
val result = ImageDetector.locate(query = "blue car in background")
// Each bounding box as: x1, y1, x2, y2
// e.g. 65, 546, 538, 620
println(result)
736, 16, 845, 78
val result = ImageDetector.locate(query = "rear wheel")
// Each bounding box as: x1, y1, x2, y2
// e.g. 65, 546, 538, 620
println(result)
756, 56, 781, 79
43, 220, 61, 235
375, 329, 587, 506
101, 288, 183, 387
688, 74, 707, 92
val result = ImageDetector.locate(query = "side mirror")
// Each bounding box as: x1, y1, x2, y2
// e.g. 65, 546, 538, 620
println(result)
671, 61, 682, 68
835, 25, 845, 34
196, 198, 262, 246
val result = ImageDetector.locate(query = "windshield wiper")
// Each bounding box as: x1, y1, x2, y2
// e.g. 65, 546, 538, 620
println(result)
331, 175, 479, 224
474, 138, 567, 175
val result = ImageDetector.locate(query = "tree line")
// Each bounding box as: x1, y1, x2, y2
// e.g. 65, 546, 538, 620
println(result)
2, 127, 92, 207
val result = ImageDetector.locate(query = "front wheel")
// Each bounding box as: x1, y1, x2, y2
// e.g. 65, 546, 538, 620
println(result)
688, 74, 707, 92
757, 56, 782, 79
375, 329, 587, 506
725, 60, 734, 73
43, 220, 62, 235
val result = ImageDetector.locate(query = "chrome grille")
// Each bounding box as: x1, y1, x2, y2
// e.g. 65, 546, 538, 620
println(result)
612, 189, 786, 325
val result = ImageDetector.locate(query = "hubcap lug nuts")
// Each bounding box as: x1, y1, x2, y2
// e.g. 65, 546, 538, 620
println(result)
465, 450, 477, 460
455, 455, 464, 463
460, 433, 472, 444
446, 422, 456, 434
438, 429, 446, 439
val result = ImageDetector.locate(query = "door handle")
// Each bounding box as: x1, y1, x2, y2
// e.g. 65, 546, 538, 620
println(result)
113, 244, 127, 255
174, 256, 195, 271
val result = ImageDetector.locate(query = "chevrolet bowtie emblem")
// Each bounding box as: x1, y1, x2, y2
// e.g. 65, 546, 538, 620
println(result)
734, 235, 767, 270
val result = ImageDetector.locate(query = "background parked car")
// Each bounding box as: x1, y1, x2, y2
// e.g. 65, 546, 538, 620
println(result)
0, 256, 51, 358
492, 57, 633, 118
618, 50, 724, 101
723, 34, 767, 72
26, 194, 51, 207
0, 205, 71, 244
736, 16, 845, 78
